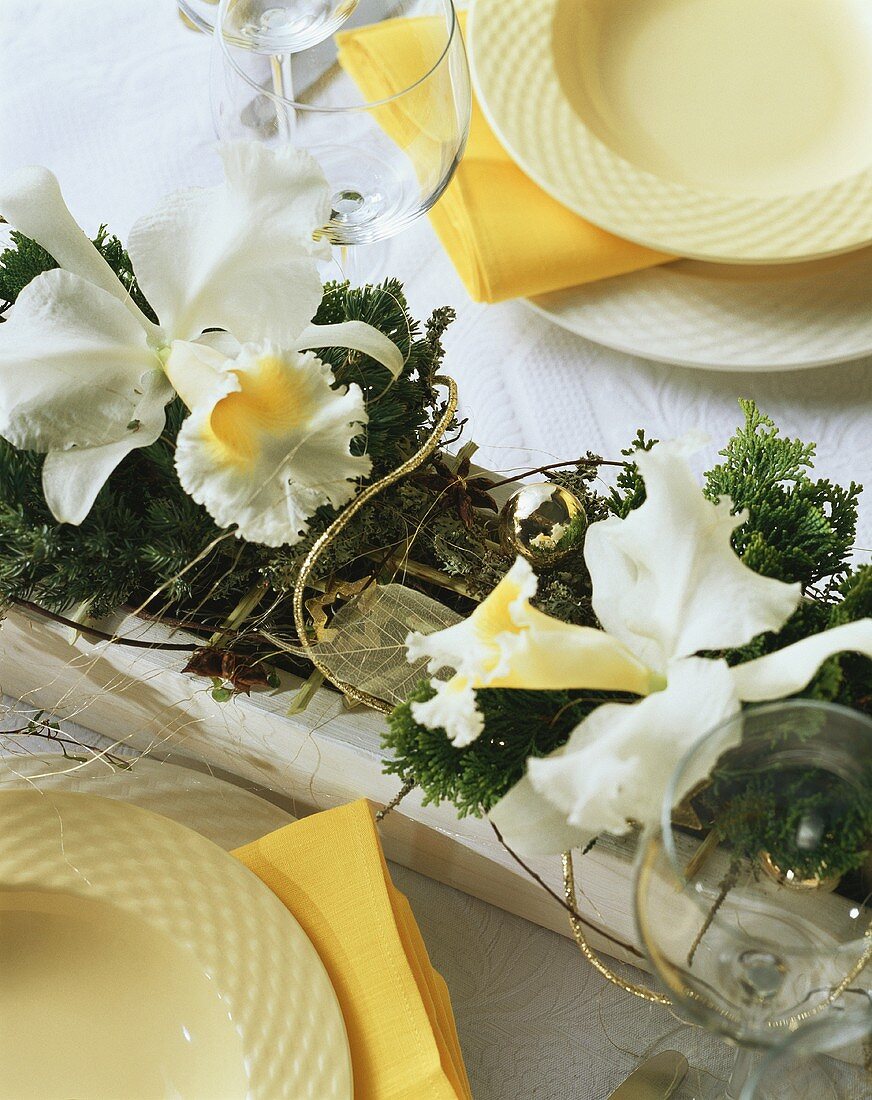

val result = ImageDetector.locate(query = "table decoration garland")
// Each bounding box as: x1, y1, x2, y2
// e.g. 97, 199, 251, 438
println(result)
1, 146, 870, 999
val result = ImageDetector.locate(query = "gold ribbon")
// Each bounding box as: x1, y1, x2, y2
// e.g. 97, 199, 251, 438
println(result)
293, 376, 459, 714
563, 852, 672, 1005
563, 848, 872, 1020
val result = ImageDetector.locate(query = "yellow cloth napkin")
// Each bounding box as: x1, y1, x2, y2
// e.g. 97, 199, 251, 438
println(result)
337, 12, 670, 303
233, 799, 472, 1100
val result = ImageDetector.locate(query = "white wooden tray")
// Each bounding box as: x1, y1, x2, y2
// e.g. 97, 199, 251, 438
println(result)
0, 603, 645, 968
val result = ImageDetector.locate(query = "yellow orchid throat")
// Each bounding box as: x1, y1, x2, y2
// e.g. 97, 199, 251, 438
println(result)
470, 567, 659, 693
168, 339, 370, 548
208, 354, 312, 470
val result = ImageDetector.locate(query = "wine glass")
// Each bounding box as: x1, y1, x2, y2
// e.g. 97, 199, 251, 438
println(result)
211, 0, 471, 282
741, 996, 872, 1099
634, 700, 872, 1099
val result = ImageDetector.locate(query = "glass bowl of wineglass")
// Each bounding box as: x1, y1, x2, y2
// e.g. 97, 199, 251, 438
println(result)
181, 0, 358, 43
634, 700, 872, 1099
211, 0, 470, 279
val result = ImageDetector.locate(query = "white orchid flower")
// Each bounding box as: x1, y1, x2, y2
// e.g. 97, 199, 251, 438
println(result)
168, 339, 370, 546
406, 555, 661, 747
0, 143, 401, 542
405, 439, 872, 852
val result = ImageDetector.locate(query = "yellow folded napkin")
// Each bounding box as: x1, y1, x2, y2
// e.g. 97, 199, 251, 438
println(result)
338, 12, 670, 303
233, 799, 472, 1100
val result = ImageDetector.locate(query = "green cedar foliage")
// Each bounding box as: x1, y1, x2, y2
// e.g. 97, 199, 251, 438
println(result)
696, 706, 872, 885
384, 682, 636, 816
704, 399, 861, 589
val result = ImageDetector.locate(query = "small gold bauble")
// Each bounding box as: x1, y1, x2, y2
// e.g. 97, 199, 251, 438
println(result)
759, 850, 840, 893
499, 483, 587, 566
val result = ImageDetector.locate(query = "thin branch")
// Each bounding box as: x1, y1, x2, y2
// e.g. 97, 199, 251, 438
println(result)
375, 778, 417, 822
1, 721, 131, 769
488, 457, 626, 492
687, 859, 739, 966
490, 821, 646, 960
11, 599, 198, 651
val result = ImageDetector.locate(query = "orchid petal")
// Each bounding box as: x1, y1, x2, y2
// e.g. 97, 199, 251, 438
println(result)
587, 439, 800, 672
174, 343, 370, 546
411, 676, 483, 749
405, 559, 533, 746
730, 619, 872, 702
488, 771, 594, 856
507, 603, 659, 694
163, 339, 228, 411
295, 320, 404, 379
0, 269, 165, 453
41, 370, 170, 524
406, 557, 660, 747
194, 330, 242, 358
127, 143, 330, 344
407, 557, 654, 693
490, 658, 740, 854
406, 557, 536, 681
0, 166, 155, 330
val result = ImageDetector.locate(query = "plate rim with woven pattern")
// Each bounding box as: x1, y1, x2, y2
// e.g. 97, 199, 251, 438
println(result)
469, 0, 872, 264
0, 785, 353, 1100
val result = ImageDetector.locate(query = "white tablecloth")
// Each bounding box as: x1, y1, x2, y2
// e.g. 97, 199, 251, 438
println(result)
1, 4, 870, 1097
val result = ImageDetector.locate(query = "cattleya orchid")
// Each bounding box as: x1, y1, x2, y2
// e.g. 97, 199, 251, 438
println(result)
407, 438, 872, 853
0, 143, 402, 545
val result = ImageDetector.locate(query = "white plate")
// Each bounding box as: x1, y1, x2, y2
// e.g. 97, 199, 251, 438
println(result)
0, 765, 352, 1100
528, 246, 872, 371
469, 0, 872, 263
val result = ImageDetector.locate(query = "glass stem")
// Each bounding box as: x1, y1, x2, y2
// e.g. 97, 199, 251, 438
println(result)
338, 243, 366, 288
724, 1047, 757, 1100
334, 239, 394, 288
270, 53, 295, 142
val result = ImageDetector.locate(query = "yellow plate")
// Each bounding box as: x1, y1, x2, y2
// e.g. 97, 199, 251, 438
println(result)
0, 788, 353, 1100
469, 0, 872, 263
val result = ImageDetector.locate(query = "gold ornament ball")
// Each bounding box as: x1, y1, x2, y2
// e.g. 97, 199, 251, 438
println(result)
499, 483, 587, 565
758, 851, 840, 893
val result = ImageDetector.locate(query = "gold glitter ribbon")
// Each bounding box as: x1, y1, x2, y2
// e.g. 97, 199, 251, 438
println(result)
563, 847, 872, 1019
563, 851, 672, 1005
293, 376, 459, 714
